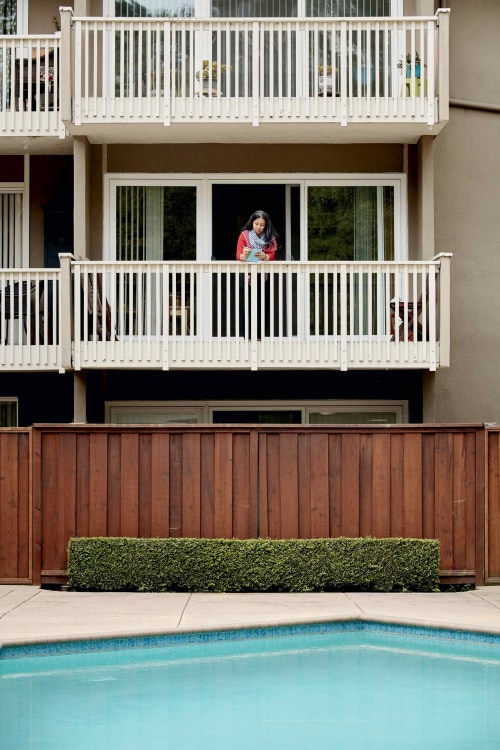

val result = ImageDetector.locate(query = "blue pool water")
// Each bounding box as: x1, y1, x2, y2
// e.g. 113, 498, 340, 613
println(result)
1, 623, 500, 750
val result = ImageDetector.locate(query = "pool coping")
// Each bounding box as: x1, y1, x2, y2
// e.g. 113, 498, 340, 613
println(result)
3, 614, 500, 658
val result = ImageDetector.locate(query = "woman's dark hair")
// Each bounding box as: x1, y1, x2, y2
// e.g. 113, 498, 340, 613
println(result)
242, 210, 279, 247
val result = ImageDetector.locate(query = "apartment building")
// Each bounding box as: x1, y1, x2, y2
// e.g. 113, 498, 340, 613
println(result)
0, 0, 467, 428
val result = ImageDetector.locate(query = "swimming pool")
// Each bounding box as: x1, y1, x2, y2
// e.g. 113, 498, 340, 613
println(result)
1, 621, 500, 750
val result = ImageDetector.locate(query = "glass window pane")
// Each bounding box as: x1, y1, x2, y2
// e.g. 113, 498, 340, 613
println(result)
212, 410, 301, 424
0, 192, 23, 268
307, 185, 394, 261
116, 185, 196, 261
306, 1, 392, 16
0, 0, 16, 34
309, 410, 397, 424
112, 410, 201, 423
0, 400, 17, 426
212, 1, 297, 17
114, 1, 194, 17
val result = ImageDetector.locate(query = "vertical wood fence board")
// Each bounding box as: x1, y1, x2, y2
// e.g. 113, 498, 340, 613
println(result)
263, 434, 280, 538
248, 431, 259, 538
297, 434, 312, 538
232, 433, 254, 539
422, 433, 436, 540
464, 432, 477, 573
17, 432, 31, 580
75, 434, 90, 538
390, 434, 405, 537
138, 433, 152, 538
40, 434, 62, 573
279, 433, 299, 539
475, 430, 486, 585
487, 431, 500, 578
435, 432, 454, 570
120, 433, 140, 537
402, 433, 423, 538
88, 433, 110, 537
200, 433, 215, 538
182, 432, 201, 538
258, 433, 269, 538
168, 434, 183, 537
451, 433, 468, 571
0, 434, 19, 578
328, 434, 342, 537
310, 433, 330, 538
150, 433, 170, 538
107, 433, 122, 537
214, 432, 234, 539
359, 434, 373, 537
371, 433, 391, 537
58, 433, 77, 572
341, 434, 361, 537
32, 428, 42, 584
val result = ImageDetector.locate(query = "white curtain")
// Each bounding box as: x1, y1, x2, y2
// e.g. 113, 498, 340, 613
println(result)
145, 187, 164, 261
0, 192, 23, 268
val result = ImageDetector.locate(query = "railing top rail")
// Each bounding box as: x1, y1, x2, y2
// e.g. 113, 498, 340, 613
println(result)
0, 33, 61, 41
0, 268, 61, 274
72, 15, 440, 23
71, 259, 445, 268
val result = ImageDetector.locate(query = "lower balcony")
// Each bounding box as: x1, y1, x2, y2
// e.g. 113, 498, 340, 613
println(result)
0, 257, 451, 373
73, 259, 449, 372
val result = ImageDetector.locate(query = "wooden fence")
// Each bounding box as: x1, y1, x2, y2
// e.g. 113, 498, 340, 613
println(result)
1, 424, 498, 587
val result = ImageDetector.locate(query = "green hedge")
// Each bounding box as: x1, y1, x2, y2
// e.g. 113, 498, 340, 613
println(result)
67, 537, 440, 593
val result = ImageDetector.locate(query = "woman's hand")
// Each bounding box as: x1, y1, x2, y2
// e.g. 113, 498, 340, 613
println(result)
255, 251, 268, 261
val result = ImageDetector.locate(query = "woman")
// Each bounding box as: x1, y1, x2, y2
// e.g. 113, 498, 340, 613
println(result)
236, 210, 279, 338
236, 210, 278, 263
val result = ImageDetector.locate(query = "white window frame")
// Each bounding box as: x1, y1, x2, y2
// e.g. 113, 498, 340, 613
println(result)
104, 173, 407, 262
106, 399, 408, 424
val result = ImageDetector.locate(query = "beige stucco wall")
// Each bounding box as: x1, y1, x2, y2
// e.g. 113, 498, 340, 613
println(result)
28, 1, 73, 34
424, 0, 500, 423
106, 143, 404, 174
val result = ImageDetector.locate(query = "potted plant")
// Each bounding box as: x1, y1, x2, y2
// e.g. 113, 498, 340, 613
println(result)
195, 59, 229, 95
397, 52, 421, 79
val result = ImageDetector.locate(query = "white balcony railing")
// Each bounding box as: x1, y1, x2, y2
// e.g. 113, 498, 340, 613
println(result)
0, 34, 64, 136
72, 258, 450, 372
70, 13, 448, 128
0, 269, 61, 371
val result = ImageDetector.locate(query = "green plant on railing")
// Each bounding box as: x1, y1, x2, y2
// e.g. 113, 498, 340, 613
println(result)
195, 60, 229, 81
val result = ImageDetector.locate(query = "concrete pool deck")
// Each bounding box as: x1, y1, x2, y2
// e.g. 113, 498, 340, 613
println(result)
1, 585, 500, 646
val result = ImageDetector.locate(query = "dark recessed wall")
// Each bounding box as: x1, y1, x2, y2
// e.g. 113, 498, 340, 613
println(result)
87, 369, 424, 423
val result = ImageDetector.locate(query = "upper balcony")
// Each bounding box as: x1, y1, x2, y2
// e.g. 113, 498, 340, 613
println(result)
0, 255, 451, 374
0, 10, 450, 146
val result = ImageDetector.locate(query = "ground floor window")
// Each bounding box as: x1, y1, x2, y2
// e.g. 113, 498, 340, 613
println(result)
0, 398, 18, 426
106, 400, 407, 424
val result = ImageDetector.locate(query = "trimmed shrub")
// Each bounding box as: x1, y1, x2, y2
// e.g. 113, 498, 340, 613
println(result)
67, 537, 440, 593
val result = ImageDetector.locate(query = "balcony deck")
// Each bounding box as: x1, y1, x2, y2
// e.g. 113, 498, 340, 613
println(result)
0, 257, 451, 373
0, 12, 449, 144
